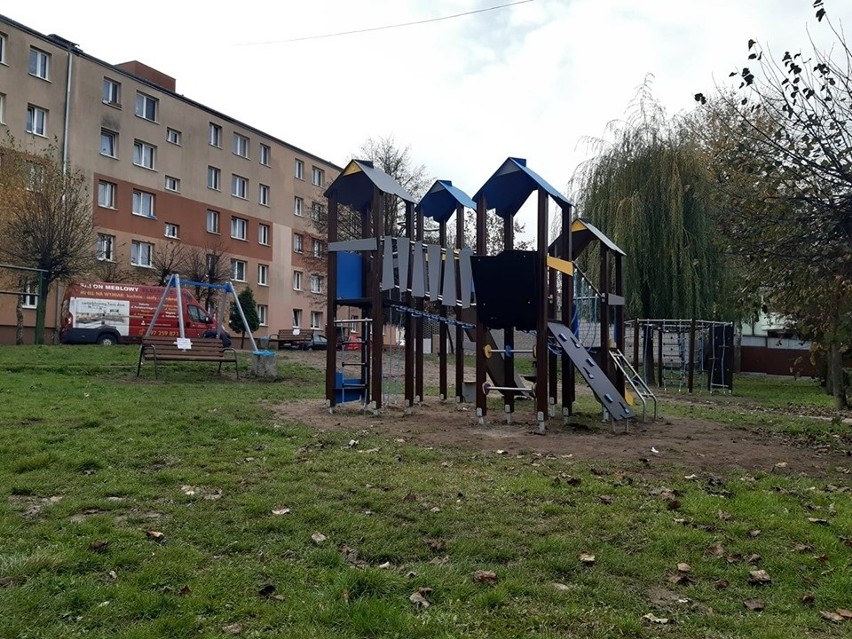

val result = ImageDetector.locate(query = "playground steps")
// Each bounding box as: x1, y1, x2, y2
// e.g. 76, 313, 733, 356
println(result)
547, 321, 634, 422
459, 310, 533, 400
609, 348, 657, 422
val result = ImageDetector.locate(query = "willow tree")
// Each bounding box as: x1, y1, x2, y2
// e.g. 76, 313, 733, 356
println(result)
572, 85, 733, 321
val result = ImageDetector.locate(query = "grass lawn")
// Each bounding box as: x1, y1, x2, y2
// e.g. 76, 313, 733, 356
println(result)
0, 345, 850, 638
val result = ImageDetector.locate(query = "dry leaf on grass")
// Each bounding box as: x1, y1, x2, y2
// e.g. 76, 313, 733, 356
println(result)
472, 570, 498, 586
808, 517, 830, 525
744, 598, 764, 611
311, 532, 327, 545
642, 613, 671, 624
144, 530, 165, 543
819, 611, 844, 623
748, 569, 772, 585
579, 553, 596, 565
801, 593, 815, 605
836, 609, 852, 619
714, 579, 729, 590
222, 623, 242, 634
409, 591, 431, 608
271, 507, 291, 516
598, 495, 613, 504
707, 543, 725, 557
676, 563, 691, 573
89, 540, 109, 552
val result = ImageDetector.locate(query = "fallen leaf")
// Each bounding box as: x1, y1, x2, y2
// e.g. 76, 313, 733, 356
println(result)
409, 591, 430, 608
178, 585, 191, 596
496, 449, 507, 455
598, 495, 613, 504
552, 582, 571, 592
311, 532, 327, 545
564, 476, 582, 486
430, 506, 441, 513
258, 584, 276, 598
378, 561, 391, 569
677, 563, 691, 573
222, 624, 242, 635
90, 540, 109, 552
714, 579, 729, 590
642, 613, 671, 624
579, 552, 596, 565
668, 573, 696, 586
717, 510, 732, 521
403, 493, 417, 502
746, 554, 762, 564
650, 447, 660, 454
707, 543, 725, 557
418, 586, 434, 597
749, 529, 761, 538
181, 485, 197, 496
684, 473, 699, 480
359, 448, 380, 454
405, 571, 417, 578
144, 530, 165, 543
422, 537, 445, 551
808, 518, 830, 525
271, 507, 291, 516
106, 570, 118, 581
836, 609, 852, 619
347, 440, 359, 449
472, 570, 498, 586
749, 569, 772, 585
801, 593, 815, 605
819, 611, 843, 623
793, 543, 814, 553
744, 598, 764, 611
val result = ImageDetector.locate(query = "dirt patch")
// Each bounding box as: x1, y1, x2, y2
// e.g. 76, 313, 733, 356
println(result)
276, 351, 851, 478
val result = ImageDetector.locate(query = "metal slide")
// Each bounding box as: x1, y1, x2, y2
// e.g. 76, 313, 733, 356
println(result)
547, 321, 634, 421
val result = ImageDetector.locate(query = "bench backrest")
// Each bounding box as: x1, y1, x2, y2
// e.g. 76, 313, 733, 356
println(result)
141, 336, 225, 355
277, 329, 307, 340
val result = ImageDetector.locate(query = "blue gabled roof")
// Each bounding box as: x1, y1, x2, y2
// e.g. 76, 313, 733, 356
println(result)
473, 157, 573, 219
415, 180, 475, 223
324, 159, 415, 214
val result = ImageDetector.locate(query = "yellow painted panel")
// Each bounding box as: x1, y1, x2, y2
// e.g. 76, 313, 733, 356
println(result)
341, 161, 363, 176
546, 256, 574, 276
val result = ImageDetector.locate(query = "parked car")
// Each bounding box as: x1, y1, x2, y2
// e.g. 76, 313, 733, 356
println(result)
301, 333, 328, 351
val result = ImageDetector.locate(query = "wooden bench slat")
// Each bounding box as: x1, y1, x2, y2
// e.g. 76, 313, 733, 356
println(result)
136, 337, 240, 379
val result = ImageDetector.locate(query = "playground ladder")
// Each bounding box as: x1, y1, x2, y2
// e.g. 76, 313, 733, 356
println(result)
609, 348, 658, 422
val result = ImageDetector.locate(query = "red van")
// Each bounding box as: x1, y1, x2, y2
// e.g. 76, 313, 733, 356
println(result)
59, 281, 229, 346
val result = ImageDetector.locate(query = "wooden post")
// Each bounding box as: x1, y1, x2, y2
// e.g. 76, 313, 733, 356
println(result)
561, 204, 573, 414
404, 201, 414, 409
370, 186, 384, 410
438, 220, 448, 400
455, 203, 465, 403
614, 253, 625, 395
325, 192, 339, 407
598, 247, 610, 378
414, 201, 424, 402
475, 194, 488, 420
535, 188, 548, 429
503, 213, 515, 420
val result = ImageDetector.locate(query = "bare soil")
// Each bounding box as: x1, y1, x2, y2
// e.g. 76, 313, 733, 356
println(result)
276, 351, 852, 479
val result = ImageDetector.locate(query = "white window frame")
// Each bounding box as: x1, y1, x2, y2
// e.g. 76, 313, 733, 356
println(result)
231, 259, 247, 282
131, 240, 154, 267
207, 166, 221, 191
233, 132, 249, 158
132, 190, 155, 218
166, 128, 182, 145
96, 233, 115, 261
165, 176, 180, 192
258, 223, 270, 246
295, 159, 304, 180
206, 210, 220, 234
259, 144, 271, 166
294, 196, 303, 217
26, 105, 47, 136
97, 181, 116, 208
102, 78, 121, 106
312, 238, 323, 258
257, 304, 268, 327
0, 33, 7, 65
311, 166, 324, 187
0, 93, 5, 124
310, 311, 322, 330
292, 309, 302, 328
293, 233, 303, 253
231, 174, 248, 199
230, 216, 248, 241
21, 281, 38, 309
293, 271, 303, 291
259, 183, 270, 206
310, 274, 323, 294
100, 129, 118, 158
257, 264, 269, 286
164, 222, 180, 239
135, 92, 158, 122
28, 47, 49, 80
133, 140, 156, 170
209, 123, 222, 147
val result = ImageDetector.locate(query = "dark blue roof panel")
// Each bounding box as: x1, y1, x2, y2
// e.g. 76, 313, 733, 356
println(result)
416, 179, 475, 223
473, 157, 572, 219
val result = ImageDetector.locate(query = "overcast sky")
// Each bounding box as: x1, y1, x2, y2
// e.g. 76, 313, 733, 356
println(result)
6, 0, 851, 233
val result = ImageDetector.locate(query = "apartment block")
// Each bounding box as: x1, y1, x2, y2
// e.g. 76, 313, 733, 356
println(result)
0, 15, 337, 343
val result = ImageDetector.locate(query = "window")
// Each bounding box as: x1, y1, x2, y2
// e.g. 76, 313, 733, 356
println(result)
206, 209, 220, 234
207, 165, 221, 190
0, 93, 5, 124
26, 105, 47, 136
230, 216, 247, 240
258, 223, 270, 246
310, 274, 323, 294
311, 201, 325, 222
21, 281, 38, 309
293, 271, 303, 290
258, 264, 269, 286
165, 223, 179, 239
100, 129, 118, 158
133, 140, 156, 169
28, 47, 49, 80
259, 183, 270, 206
294, 196, 303, 217
165, 176, 180, 192
311, 166, 324, 186
233, 132, 249, 158
293, 233, 303, 253
131, 240, 154, 267
102, 78, 121, 106
135, 92, 158, 121
231, 259, 247, 281
132, 190, 155, 218
292, 309, 302, 328
0, 32, 6, 65
231, 174, 248, 199
259, 144, 270, 166
310, 311, 322, 330
97, 181, 116, 208
166, 128, 181, 145
209, 123, 222, 147
312, 238, 324, 258
257, 304, 268, 327
295, 159, 304, 180
96, 233, 115, 261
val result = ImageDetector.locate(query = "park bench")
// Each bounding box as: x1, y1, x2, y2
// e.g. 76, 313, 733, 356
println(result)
277, 329, 310, 350
136, 336, 239, 379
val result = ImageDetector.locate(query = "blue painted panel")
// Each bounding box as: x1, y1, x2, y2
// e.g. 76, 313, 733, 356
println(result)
337, 252, 363, 299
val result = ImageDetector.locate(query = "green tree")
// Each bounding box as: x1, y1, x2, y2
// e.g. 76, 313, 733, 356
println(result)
228, 287, 260, 349
695, 0, 851, 408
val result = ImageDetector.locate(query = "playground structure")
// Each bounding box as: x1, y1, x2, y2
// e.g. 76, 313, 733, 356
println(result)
323, 158, 642, 430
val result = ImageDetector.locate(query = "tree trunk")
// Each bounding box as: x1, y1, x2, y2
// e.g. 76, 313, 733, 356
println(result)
827, 340, 849, 410
15, 295, 24, 345
240, 331, 246, 350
